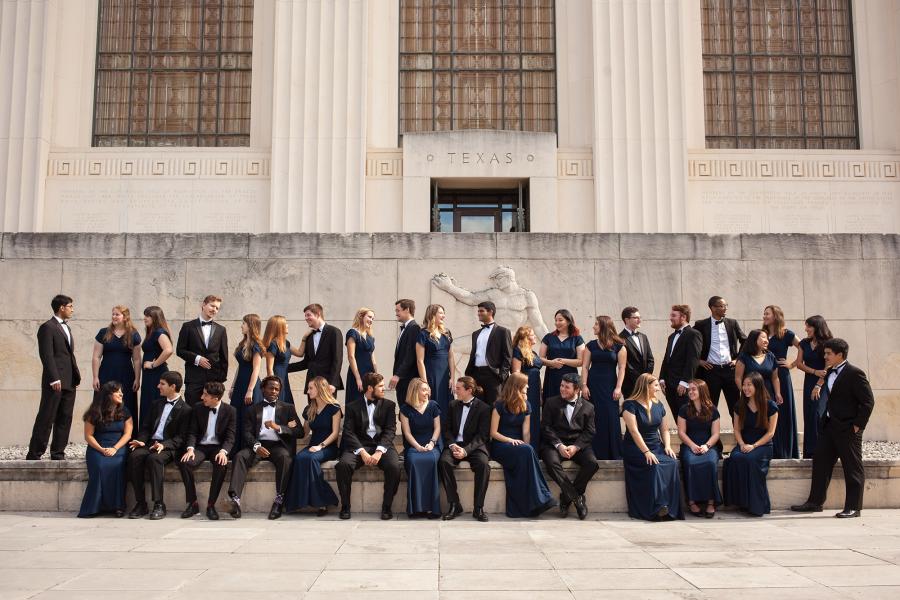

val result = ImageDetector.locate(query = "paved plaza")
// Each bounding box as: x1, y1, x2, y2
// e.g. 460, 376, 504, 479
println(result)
1, 510, 900, 599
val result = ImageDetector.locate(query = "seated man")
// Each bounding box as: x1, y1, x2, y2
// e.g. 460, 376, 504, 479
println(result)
178, 381, 236, 520
540, 373, 599, 520
335, 372, 400, 520
227, 376, 300, 520
127, 371, 192, 520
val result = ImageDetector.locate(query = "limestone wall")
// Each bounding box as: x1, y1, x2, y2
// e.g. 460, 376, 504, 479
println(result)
0, 233, 898, 446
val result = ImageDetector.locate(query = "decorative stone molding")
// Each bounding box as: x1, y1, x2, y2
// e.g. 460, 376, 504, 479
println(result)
46, 152, 271, 178
365, 149, 403, 178
688, 151, 900, 181
557, 150, 593, 178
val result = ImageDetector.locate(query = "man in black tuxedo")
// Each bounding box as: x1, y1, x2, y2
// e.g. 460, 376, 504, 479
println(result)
389, 299, 421, 405
541, 373, 599, 520
439, 377, 491, 522
619, 306, 654, 399
287, 303, 343, 396
27, 295, 82, 460
178, 381, 236, 520
791, 339, 875, 518
176, 295, 228, 406
228, 376, 300, 520
126, 371, 192, 520
694, 296, 747, 417
659, 304, 703, 417
464, 301, 512, 406
335, 372, 401, 520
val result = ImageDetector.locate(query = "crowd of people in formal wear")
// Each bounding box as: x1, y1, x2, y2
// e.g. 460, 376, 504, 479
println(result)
27, 293, 875, 522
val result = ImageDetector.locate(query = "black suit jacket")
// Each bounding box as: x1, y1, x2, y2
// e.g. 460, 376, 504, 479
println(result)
694, 317, 747, 365
341, 397, 397, 452
541, 395, 596, 452
393, 320, 421, 379
619, 328, 654, 392
823, 362, 875, 432
287, 323, 344, 390
37, 318, 81, 390
441, 398, 491, 456
465, 324, 513, 381
243, 401, 301, 451
135, 396, 191, 449
185, 402, 237, 454
176, 319, 229, 384
660, 326, 703, 389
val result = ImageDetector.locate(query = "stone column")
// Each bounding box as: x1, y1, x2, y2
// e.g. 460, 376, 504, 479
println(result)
269, 0, 368, 232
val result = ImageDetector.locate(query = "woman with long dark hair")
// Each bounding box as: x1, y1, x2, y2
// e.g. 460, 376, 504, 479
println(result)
140, 306, 173, 429
677, 379, 722, 518
762, 305, 800, 459
539, 309, 585, 402
581, 315, 626, 459
232, 314, 264, 451
92, 306, 142, 426
795, 315, 832, 457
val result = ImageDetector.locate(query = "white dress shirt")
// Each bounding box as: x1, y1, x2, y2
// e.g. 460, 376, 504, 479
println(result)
152, 399, 178, 441
258, 403, 279, 441
474, 323, 493, 367
313, 323, 326, 354
564, 399, 576, 425
456, 401, 473, 442
827, 361, 847, 393
669, 327, 685, 357
708, 318, 732, 365
624, 327, 641, 355
54, 315, 72, 346
199, 403, 221, 446
194, 315, 213, 365
355, 400, 388, 454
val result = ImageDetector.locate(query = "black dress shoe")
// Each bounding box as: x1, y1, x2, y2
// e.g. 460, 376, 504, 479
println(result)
114, 509, 125, 518
181, 503, 199, 519
559, 494, 571, 518
317, 507, 329, 517
835, 509, 861, 518
128, 503, 148, 519
442, 502, 464, 521
206, 506, 220, 520
654, 505, 669, 521
228, 494, 242, 519
339, 506, 351, 520
381, 507, 393, 520
50, 454, 66, 461
473, 508, 489, 522
268, 502, 283, 520
573, 495, 588, 521
790, 502, 824, 513
149, 502, 166, 520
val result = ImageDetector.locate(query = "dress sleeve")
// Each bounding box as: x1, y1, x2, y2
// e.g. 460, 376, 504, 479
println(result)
346, 329, 357, 343
267, 341, 277, 354
541, 333, 553, 346
622, 400, 638, 416
417, 330, 429, 346
95, 328, 105, 344
711, 408, 721, 421
512, 347, 522, 360
430, 401, 441, 417
574, 335, 585, 347
132, 331, 142, 346
767, 400, 779, 416
677, 405, 689, 420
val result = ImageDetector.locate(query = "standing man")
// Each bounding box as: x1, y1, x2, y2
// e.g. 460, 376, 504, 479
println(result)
791, 339, 875, 518
176, 295, 228, 406
464, 301, 512, 406
694, 296, 746, 417
619, 306, 654, 399
287, 303, 343, 396
659, 304, 703, 417
389, 299, 421, 405
27, 295, 82, 460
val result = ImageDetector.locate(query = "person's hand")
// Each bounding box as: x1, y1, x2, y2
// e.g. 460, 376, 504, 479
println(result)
198, 357, 212, 369
698, 444, 709, 455
92, 378, 100, 392
128, 440, 145, 449
51, 381, 62, 392
699, 360, 713, 371
777, 358, 790, 369
644, 450, 659, 465
659, 380, 666, 394
287, 420, 298, 429
215, 450, 228, 466
422, 441, 435, 452
356, 376, 363, 392
150, 442, 164, 454
102, 447, 116, 457
181, 449, 195, 463
264, 419, 280, 432
244, 393, 253, 406
309, 445, 322, 453
775, 393, 784, 405
664, 446, 676, 459
677, 383, 688, 396
388, 375, 399, 390
509, 439, 524, 446
853, 425, 861, 434
692, 445, 702, 455
143, 361, 154, 370
612, 387, 622, 401
740, 443, 754, 454
256, 446, 271, 458
371, 450, 384, 465
558, 445, 570, 458
582, 386, 591, 400
132, 380, 140, 392
812, 386, 821, 401
816, 369, 827, 378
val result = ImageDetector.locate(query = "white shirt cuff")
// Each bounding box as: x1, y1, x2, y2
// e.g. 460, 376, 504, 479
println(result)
678, 380, 690, 389
353, 447, 363, 455
194, 355, 202, 366
252, 443, 261, 452
49, 380, 61, 387
376, 445, 387, 454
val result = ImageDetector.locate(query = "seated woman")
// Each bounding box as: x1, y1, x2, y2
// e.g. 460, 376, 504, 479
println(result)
78, 381, 134, 518
490, 373, 556, 518
723, 371, 779, 517
285, 377, 342, 515
677, 379, 722, 518
621, 373, 683, 521
400, 378, 442, 518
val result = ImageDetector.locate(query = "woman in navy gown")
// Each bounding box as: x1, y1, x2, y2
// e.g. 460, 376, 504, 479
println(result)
263, 315, 304, 404
416, 304, 455, 415
285, 377, 342, 515
677, 380, 722, 518
795, 315, 832, 457
92, 306, 142, 424
735, 329, 784, 454
539, 309, 585, 402
724, 372, 779, 516
78, 381, 133, 518
400, 378, 442, 518
231, 314, 264, 452
345, 307, 377, 405
581, 316, 626, 460
140, 306, 173, 431
490, 373, 555, 518
763, 305, 800, 459
621, 373, 683, 521
511, 325, 544, 450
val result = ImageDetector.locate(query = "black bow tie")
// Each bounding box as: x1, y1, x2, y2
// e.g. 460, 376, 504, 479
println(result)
367, 400, 377, 407
714, 319, 724, 325
263, 400, 276, 407
209, 407, 217, 415
399, 324, 406, 331
314, 328, 322, 333
61, 320, 69, 325
200, 321, 212, 327
566, 401, 577, 408
461, 401, 472, 408
481, 323, 492, 329
166, 400, 177, 406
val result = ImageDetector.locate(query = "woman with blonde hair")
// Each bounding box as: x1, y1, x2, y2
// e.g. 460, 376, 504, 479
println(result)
400, 378, 442, 518
231, 314, 264, 451
263, 315, 304, 404
345, 307, 377, 404
762, 305, 799, 459
511, 325, 545, 450
92, 305, 142, 426
620, 373, 683, 521
416, 304, 455, 414
490, 373, 555, 518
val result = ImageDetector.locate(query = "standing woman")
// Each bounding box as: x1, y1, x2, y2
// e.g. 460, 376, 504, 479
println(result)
735, 330, 785, 458
346, 307, 377, 405
581, 315, 626, 460
620, 373, 683, 521
263, 315, 303, 404
511, 325, 545, 450
490, 373, 556, 518
285, 376, 342, 515
78, 381, 133, 518
140, 306, 173, 430
400, 378, 442, 518
763, 305, 800, 459
416, 304, 455, 416
92, 306, 142, 425
231, 314, 264, 452
539, 309, 585, 402
795, 315, 832, 457
677, 380, 722, 518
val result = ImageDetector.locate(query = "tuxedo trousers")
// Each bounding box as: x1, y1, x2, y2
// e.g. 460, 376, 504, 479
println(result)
178, 444, 228, 504
807, 423, 865, 511
127, 446, 180, 504
698, 364, 740, 416
335, 447, 401, 510
438, 448, 490, 508
27, 386, 76, 459
229, 442, 293, 498
540, 446, 599, 503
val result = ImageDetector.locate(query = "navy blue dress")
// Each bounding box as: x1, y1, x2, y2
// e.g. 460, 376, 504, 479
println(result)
541, 333, 585, 401
491, 401, 555, 518
401, 401, 442, 515
345, 329, 375, 405
621, 400, 684, 520
232, 343, 264, 452
723, 399, 778, 516
95, 329, 141, 424
799, 338, 827, 458
768, 331, 799, 459
586, 340, 623, 460
140, 328, 169, 431
678, 405, 722, 504
267, 340, 295, 404
513, 347, 544, 451
78, 407, 131, 517
285, 403, 340, 511
417, 330, 452, 415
